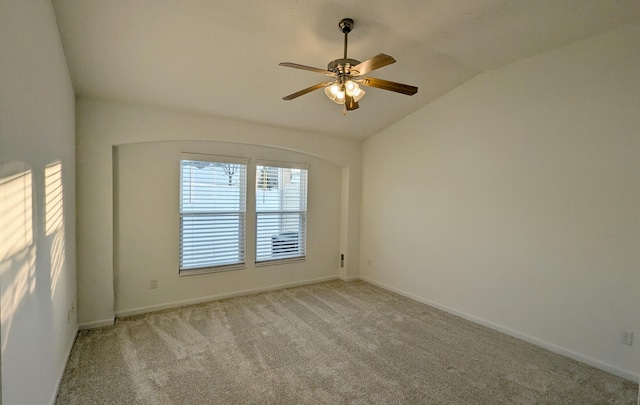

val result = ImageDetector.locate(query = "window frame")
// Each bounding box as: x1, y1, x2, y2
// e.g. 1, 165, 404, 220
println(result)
178, 153, 249, 275
254, 160, 309, 266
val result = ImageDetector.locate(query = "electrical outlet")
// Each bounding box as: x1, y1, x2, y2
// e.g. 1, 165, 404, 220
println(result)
150, 279, 158, 289
620, 331, 633, 346
367, 259, 371, 267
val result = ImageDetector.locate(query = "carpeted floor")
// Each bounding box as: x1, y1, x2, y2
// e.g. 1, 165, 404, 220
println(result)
57, 280, 638, 404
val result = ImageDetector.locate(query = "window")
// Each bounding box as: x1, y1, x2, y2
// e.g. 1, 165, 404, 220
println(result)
179, 155, 248, 273
255, 163, 308, 263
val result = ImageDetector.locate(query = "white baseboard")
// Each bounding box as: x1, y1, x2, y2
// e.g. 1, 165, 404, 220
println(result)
360, 276, 639, 383
338, 275, 360, 282
115, 275, 339, 318
50, 325, 78, 405
78, 318, 115, 330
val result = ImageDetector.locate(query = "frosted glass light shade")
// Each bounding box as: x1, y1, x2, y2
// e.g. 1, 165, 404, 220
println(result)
350, 87, 365, 102
325, 84, 346, 104
345, 80, 358, 95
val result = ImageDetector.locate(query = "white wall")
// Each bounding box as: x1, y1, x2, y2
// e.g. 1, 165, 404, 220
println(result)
114, 140, 341, 315
361, 22, 640, 380
76, 98, 361, 327
0, 0, 77, 404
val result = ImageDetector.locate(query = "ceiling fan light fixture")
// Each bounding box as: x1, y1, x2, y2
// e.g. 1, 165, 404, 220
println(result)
344, 80, 358, 95
352, 87, 365, 102
325, 84, 346, 104
345, 80, 365, 101
330, 83, 341, 96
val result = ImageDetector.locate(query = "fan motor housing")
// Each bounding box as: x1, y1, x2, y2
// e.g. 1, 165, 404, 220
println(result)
328, 58, 361, 75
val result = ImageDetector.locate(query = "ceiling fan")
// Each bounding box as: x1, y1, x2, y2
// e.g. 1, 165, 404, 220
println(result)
279, 18, 418, 113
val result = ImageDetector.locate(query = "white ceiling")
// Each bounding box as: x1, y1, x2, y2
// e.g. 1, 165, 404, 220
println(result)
52, 0, 640, 140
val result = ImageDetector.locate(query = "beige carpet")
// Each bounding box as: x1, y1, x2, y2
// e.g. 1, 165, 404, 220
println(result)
57, 281, 638, 404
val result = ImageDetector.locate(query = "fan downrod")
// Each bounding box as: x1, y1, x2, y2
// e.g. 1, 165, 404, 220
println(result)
329, 18, 359, 74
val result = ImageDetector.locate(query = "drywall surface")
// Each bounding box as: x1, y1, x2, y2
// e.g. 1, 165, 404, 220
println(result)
114, 140, 341, 314
361, 23, 640, 379
76, 98, 361, 326
0, 0, 77, 404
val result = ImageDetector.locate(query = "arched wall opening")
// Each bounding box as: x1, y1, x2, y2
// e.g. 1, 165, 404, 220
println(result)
76, 98, 362, 327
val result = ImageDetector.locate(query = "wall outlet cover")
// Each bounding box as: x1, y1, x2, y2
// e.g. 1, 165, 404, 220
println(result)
620, 331, 633, 346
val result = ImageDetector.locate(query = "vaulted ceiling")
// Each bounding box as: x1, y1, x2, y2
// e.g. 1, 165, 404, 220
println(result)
52, 0, 640, 140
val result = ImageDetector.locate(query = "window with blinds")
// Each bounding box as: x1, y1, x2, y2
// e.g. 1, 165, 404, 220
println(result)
255, 163, 308, 263
179, 156, 248, 272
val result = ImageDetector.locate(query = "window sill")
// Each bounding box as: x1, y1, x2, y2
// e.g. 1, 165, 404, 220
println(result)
255, 256, 306, 268
179, 264, 246, 276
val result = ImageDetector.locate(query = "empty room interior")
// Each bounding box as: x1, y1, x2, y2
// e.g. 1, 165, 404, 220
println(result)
1, 0, 640, 404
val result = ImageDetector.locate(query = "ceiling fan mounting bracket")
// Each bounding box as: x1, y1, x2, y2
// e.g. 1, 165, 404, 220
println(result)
338, 18, 354, 34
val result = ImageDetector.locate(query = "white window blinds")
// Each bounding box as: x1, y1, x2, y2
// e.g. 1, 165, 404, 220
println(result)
255, 163, 308, 263
180, 156, 247, 271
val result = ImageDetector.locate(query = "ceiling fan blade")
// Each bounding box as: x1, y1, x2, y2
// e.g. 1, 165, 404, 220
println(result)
282, 82, 332, 100
357, 77, 418, 96
279, 62, 336, 77
345, 95, 359, 111
352, 54, 396, 76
